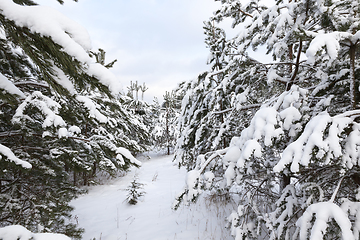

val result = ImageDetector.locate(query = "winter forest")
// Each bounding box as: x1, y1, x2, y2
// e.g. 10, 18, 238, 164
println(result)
1, 0, 360, 239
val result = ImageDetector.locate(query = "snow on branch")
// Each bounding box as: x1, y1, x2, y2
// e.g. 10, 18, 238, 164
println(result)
0, 73, 25, 98
306, 31, 352, 65
274, 111, 356, 173
0, 1, 91, 61
12, 91, 66, 129
116, 147, 142, 167
76, 95, 108, 123
0, 143, 31, 168
0, 0, 121, 94
297, 202, 354, 240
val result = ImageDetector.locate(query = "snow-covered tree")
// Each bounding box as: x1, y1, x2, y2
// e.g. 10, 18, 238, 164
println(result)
125, 174, 145, 205
152, 91, 180, 155
175, 0, 360, 239
124, 81, 149, 114
0, 0, 145, 238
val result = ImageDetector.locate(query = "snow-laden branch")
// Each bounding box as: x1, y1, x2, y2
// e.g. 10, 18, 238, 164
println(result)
76, 96, 108, 123
297, 202, 354, 240
0, 143, 31, 168
0, 0, 121, 94
306, 31, 355, 65
274, 110, 360, 173
0, 73, 25, 98
12, 91, 66, 129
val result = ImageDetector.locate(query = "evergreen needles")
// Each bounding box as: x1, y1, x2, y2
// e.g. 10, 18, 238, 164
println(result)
125, 174, 146, 205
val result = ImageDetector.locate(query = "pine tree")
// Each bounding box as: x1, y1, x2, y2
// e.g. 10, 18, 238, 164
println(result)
152, 91, 180, 155
0, 0, 145, 238
175, 0, 360, 239
125, 174, 145, 205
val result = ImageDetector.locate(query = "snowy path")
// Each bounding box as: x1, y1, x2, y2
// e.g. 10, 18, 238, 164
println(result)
70, 154, 233, 240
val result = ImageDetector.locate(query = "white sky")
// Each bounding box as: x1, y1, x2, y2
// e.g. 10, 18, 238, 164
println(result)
35, 0, 221, 102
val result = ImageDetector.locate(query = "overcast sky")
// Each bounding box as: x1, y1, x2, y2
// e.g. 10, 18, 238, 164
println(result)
35, 0, 221, 102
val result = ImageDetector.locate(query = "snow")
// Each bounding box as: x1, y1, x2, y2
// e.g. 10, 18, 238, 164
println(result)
279, 106, 301, 130
0, 225, 33, 240
344, 123, 360, 169
76, 96, 108, 123
297, 202, 354, 240
306, 31, 351, 65
68, 125, 81, 136
116, 147, 142, 167
0, 0, 121, 94
0, 225, 70, 240
274, 112, 353, 173
0, 1, 90, 60
223, 146, 241, 164
70, 154, 233, 240
185, 169, 201, 201
0, 143, 32, 169
12, 91, 66, 129
58, 127, 68, 138
0, 73, 25, 97
243, 107, 282, 146
51, 66, 76, 95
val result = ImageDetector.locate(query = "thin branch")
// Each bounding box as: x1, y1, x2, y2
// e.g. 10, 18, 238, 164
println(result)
212, 103, 261, 115
0, 131, 91, 142
329, 176, 344, 203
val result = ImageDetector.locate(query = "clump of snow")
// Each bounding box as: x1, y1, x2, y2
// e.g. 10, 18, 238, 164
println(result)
116, 147, 142, 167
242, 107, 283, 146
68, 125, 81, 136
267, 67, 283, 84
76, 96, 108, 123
58, 127, 68, 138
12, 91, 66, 129
235, 87, 249, 106
344, 123, 360, 169
0, 225, 71, 240
279, 106, 301, 131
297, 202, 354, 240
0, 1, 91, 60
0, 225, 33, 240
185, 169, 201, 201
0, 143, 31, 168
51, 65, 76, 95
306, 31, 351, 65
87, 63, 122, 94
223, 146, 241, 164
274, 112, 353, 173
0, 73, 25, 97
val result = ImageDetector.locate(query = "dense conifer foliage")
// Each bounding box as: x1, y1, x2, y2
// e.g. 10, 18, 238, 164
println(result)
175, 0, 360, 239
0, 0, 147, 238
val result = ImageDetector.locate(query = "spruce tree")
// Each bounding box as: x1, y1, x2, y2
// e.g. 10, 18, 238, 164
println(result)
0, 0, 146, 238
152, 91, 179, 155
125, 174, 145, 205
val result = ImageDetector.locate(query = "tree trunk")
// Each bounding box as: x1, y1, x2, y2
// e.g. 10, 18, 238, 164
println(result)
350, 43, 357, 110
92, 161, 97, 177
83, 171, 88, 186
287, 39, 302, 91
73, 171, 77, 186
166, 110, 170, 155
280, 173, 291, 192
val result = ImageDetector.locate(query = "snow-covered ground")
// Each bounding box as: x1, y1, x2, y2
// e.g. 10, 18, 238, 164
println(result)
71, 154, 234, 240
